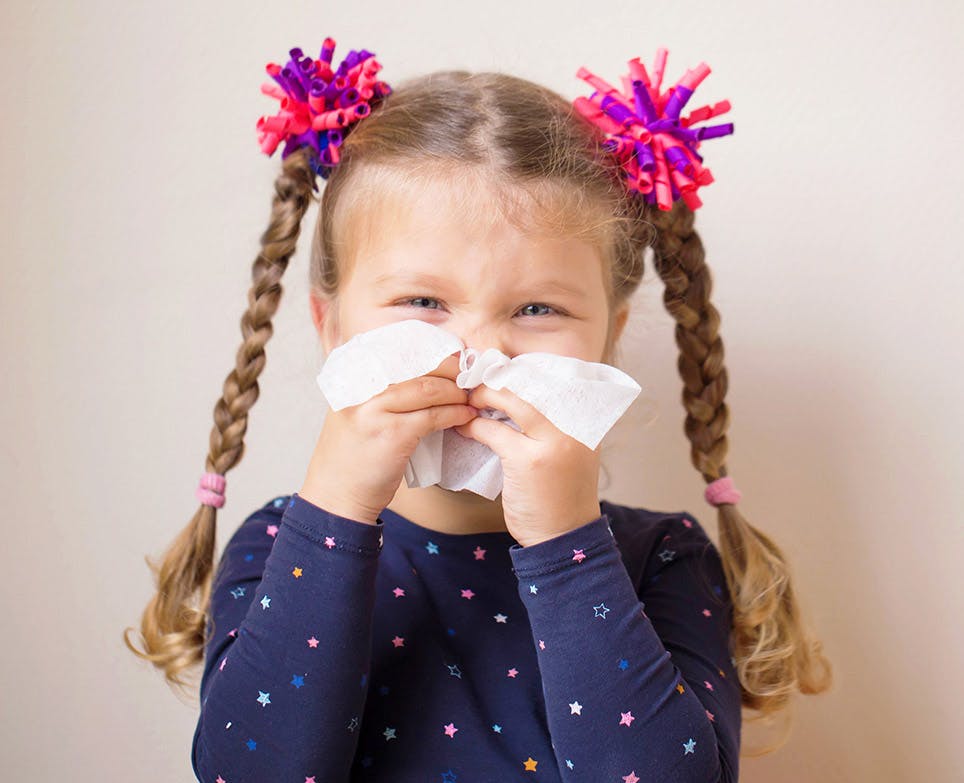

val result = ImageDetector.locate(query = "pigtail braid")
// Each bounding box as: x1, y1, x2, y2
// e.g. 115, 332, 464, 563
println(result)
123, 148, 319, 691
646, 200, 833, 732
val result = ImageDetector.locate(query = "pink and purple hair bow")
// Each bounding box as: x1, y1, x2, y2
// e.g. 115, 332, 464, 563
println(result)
255, 39, 392, 186
574, 48, 734, 210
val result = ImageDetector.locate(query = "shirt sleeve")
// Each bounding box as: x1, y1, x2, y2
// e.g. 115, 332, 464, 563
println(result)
507, 512, 741, 783
191, 493, 385, 783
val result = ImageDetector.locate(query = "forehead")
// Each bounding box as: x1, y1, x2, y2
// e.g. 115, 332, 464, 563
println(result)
335, 165, 611, 289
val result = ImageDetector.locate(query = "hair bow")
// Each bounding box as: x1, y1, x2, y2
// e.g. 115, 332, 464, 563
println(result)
574, 48, 734, 211
256, 39, 392, 184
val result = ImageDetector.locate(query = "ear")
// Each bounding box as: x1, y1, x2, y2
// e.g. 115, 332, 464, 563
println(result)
309, 290, 339, 355
612, 302, 630, 343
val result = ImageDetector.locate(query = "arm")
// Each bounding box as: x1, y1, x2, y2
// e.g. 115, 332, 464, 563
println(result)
508, 512, 741, 783
191, 493, 384, 783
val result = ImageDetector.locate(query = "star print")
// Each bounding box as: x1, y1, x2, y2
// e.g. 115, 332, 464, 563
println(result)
216, 776, 226, 783
245, 738, 256, 750
441, 772, 457, 783
718, 668, 726, 678
461, 588, 475, 600
260, 595, 271, 609
704, 680, 714, 691
492, 724, 502, 733
443, 722, 458, 737
227, 628, 237, 637
623, 772, 640, 783
426, 541, 439, 554
569, 701, 583, 715
706, 710, 715, 722
392, 636, 405, 647
392, 587, 405, 598
682, 518, 693, 528
657, 548, 676, 562
593, 602, 610, 618
507, 667, 519, 677
494, 613, 508, 623
324, 536, 336, 549
529, 584, 539, 594
474, 545, 487, 560
256, 691, 271, 707
266, 524, 278, 537
702, 608, 712, 617
307, 636, 319, 648
447, 664, 462, 678
292, 566, 303, 578
290, 674, 305, 688
219, 657, 227, 671
383, 727, 397, 740
572, 548, 586, 563
618, 658, 629, 670
347, 716, 359, 732
676, 683, 685, 694
566, 759, 574, 769
230, 586, 246, 599
538, 640, 546, 650
523, 757, 538, 771
619, 711, 635, 727
683, 738, 696, 754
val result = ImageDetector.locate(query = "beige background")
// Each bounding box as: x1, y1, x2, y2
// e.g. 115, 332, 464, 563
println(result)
2, 0, 961, 780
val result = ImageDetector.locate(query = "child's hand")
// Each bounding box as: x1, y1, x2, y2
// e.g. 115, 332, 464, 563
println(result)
454, 385, 603, 547
300, 352, 476, 525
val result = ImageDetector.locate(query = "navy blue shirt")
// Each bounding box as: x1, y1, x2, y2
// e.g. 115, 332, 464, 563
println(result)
191, 492, 741, 782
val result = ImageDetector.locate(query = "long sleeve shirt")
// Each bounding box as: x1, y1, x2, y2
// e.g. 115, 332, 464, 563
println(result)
191, 492, 741, 782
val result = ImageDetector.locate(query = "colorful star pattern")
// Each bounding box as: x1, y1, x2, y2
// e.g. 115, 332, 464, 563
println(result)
192, 493, 740, 782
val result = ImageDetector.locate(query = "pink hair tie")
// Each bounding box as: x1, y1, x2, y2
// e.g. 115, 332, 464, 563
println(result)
196, 472, 227, 509
705, 476, 741, 507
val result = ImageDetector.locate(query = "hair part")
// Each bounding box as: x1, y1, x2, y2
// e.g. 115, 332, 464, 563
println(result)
126, 69, 831, 746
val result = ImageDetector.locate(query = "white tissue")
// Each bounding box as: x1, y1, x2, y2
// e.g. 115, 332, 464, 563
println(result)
316, 319, 642, 500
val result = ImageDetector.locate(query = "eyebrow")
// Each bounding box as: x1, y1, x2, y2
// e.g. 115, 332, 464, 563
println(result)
372, 271, 587, 298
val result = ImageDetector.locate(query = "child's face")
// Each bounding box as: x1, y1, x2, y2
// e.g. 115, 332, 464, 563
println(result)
313, 176, 622, 363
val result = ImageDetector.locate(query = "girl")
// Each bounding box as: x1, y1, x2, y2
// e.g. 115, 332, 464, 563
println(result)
125, 41, 831, 782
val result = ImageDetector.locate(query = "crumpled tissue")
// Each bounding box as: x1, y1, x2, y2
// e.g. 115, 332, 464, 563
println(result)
316, 319, 642, 500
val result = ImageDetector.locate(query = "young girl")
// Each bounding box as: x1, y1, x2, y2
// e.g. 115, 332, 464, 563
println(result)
125, 40, 831, 782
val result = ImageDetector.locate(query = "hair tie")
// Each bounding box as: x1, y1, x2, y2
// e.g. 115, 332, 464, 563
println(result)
197, 472, 227, 509
705, 476, 742, 507
573, 47, 734, 211
256, 39, 393, 186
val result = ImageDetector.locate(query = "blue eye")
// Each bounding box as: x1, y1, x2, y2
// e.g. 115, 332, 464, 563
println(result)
404, 296, 442, 310
398, 297, 561, 317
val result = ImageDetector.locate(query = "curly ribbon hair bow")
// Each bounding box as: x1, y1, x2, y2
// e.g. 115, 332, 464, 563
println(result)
255, 39, 393, 187
573, 48, 734, 211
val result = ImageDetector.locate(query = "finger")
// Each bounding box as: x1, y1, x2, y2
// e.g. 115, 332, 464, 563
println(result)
409, 402, 478, 438
454, 412, 525, 457
427, 351, 463, 380
466, 384, 553, 440
380, 374, 468, 414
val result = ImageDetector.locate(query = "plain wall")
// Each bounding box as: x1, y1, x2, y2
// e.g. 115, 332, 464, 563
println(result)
2, 0, 961, 780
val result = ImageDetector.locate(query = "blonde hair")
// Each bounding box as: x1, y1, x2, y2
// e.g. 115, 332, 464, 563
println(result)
125, 69, 832, 745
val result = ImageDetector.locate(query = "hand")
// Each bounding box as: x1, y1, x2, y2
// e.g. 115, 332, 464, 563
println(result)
300, 353, 475, 525
454, 384, 603, 547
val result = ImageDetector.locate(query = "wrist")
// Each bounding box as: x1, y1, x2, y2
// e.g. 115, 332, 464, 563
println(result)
297, 483, 380, 526
516, 508, 603, 548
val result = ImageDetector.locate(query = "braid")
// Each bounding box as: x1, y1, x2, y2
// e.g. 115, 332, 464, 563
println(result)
123, 148, 318, 690
647, 200, 832, 740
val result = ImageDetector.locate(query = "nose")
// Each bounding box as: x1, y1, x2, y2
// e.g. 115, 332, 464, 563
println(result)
456, 322, 513, 358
